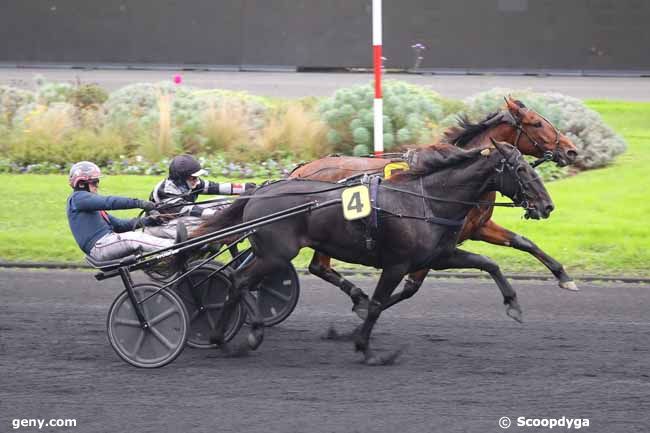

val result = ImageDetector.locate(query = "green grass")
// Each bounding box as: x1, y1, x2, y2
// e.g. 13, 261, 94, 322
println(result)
0, 100, 648, 276
461, 100, 650, 276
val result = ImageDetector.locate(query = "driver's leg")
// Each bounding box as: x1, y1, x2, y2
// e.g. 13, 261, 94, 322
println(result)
90, 232, 173, 261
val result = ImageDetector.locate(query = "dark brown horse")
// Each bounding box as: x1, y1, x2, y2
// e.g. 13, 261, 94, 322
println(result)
196, 141, 554, 364
289, 97, 579, 319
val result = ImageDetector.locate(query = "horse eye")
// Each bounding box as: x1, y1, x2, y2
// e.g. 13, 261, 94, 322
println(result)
533, 121, 543, 128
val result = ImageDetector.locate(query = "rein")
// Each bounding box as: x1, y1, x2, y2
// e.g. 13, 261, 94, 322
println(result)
378, 183, 518, 208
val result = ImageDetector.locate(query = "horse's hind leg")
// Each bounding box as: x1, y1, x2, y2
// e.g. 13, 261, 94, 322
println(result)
432, 248, 523, 323
473, 220, 578, 291
308, 252, 370, 319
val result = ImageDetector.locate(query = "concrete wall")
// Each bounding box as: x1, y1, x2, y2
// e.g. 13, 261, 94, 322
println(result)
1, 0, 648, 74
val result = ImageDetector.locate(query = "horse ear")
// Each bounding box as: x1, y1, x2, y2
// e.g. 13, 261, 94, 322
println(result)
504, 96, 523, 118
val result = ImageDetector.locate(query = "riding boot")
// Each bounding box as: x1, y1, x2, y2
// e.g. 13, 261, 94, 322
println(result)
172, 222, 189, 271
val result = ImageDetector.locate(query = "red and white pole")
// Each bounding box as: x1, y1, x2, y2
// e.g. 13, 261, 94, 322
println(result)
372, 0, 383, 156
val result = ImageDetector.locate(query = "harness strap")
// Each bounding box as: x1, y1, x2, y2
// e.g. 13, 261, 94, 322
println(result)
379, 184, 517, 208
378, 208, 465, 227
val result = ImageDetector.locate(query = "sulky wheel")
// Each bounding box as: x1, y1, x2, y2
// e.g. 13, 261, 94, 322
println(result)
252, 263, 300, 327
106, 284, 189, 368
173, 262, 245, 349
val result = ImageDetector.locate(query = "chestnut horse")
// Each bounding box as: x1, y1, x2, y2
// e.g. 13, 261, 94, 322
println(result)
289, 97, 579, 319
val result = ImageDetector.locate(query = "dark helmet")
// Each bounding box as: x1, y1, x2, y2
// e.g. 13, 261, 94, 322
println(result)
169, 155, 207, 182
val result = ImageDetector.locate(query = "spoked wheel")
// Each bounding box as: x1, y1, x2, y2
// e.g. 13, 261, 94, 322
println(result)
173, 262, 245, 349
250, 263, 300, 327
106, 284, 189, 368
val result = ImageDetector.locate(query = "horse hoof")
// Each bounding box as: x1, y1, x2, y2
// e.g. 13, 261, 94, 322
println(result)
560, 280, 579, 291
322, 325, 340, 340
209, 335, 225, 348
247, 330, 264, 351
352, 299, 369, 320
322, 325, 358, 341
222, 342, 250, 358
506, 306, 524, 323
364, 348, 403, 366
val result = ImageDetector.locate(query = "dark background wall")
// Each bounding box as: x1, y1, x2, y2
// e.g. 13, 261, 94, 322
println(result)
1, 0, 648, 74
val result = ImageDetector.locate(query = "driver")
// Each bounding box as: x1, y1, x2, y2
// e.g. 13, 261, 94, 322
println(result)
66, 161, 184, 261
146, 154, 256, 238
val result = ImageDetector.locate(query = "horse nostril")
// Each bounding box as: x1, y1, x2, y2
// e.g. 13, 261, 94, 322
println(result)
545, 204, 555, 215
567, 150, 578, 161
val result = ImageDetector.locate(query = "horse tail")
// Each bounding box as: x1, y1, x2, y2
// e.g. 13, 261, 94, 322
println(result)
192, 193, 251, 238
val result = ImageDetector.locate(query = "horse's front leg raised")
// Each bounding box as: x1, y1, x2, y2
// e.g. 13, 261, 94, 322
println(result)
431, 248, 523, 323
473, 220, 578, 291
355, 265, 409, 365
308, 251, 370, 319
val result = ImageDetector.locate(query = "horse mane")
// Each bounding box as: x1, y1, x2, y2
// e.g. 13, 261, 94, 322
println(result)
443, 99, 527, 148
389, 143, 484, 182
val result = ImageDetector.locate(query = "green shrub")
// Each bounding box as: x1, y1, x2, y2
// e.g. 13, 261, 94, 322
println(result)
0, 86, 35, 124
7, 127, 127, 167
318, 80, 459, 155
71, 83, 109, 109
103, 83, 270, 156
257, 103, 329, 160
34, 77, 74, 105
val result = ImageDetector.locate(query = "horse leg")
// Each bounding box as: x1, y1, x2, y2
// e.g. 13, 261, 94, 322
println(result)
209, 269, 241, 350
473, 220, 578, 291
380, 269, 430, 311
355, 265, 408, 365
210, 256, 283, 353
431, 248, 523, 323
308, 251, 370, 319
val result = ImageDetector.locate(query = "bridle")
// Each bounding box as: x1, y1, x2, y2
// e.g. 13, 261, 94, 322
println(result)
502, 109, 562, 168
493, 146, 539, 216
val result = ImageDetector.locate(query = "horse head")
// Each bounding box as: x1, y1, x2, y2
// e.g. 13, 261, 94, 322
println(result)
488, 138, 554, 220
503, 96, 578, 167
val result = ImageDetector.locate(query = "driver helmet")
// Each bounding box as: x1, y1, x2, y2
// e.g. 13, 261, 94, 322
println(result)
69, 161, 101, 189
169, 154, 207, 186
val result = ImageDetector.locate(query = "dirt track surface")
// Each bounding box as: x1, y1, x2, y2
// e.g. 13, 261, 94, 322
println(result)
1, 269, 649, 433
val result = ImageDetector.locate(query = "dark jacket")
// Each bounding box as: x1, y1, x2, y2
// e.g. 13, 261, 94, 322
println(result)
150, 178, 240, 217
66, 191, 141, 254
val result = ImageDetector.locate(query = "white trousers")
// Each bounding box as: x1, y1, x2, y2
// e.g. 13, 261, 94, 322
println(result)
89, 231, 174, 261
143, 216, 204, 239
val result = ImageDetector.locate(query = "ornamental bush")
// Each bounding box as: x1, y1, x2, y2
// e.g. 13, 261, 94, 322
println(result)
318, 80, 457, 155
0, 86, 35, 124
448, 88, 627, 169
103, 83, 269, 157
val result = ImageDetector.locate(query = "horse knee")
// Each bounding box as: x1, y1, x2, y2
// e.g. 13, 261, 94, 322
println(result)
477, 256, 500, 274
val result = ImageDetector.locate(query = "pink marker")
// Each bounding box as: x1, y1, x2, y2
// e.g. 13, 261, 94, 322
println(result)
173, 74, 182, 84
